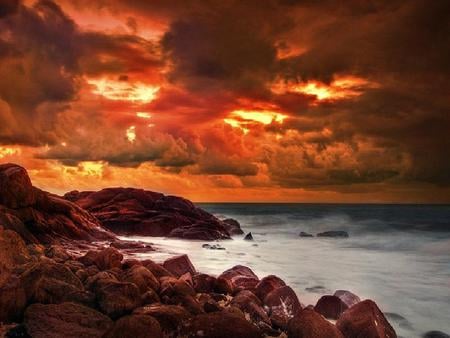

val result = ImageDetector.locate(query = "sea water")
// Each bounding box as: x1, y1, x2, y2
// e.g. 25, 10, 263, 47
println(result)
122, 203, 450, 338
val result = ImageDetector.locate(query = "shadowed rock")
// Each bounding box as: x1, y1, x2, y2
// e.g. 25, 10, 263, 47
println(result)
314, 295, 349, 319
287, 308, 344, 338
163, 254, 196, 277
317, 231, 349, 238
104, 314, 163, 338
216, 265, 259, 295
299, 231, 314, 237
244, 232, 254, 240
264, 285, 302, 329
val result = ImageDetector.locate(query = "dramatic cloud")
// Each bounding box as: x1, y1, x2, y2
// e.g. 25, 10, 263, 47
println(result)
0, 0, 449, 202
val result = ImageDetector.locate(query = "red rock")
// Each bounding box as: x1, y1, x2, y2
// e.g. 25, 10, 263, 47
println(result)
159, 276, 196, 298
264, 285, 302, 329
64, 188, 232, 240
222, 218, 244, 235
0, 275, 26, 323
193, 273, 217, 293
287, 308, 344, 338
336, 299, 397, 338
215, 265, 259, 294
315, 295, 349, 319
0, 164, 36, 208
104, 314, 163, 338
181, 312, 263, 338
163, 254, 196, 277
79, 248, 123, 271
45, 245, 72, 263
169, 294, 205, 315
141, 259, 174, 278
97, 281, 142, 318
122, 265, 159, 293
334, 290, 361, 308
122, 258, 142, 270
0, 228, 31, 285
255, 275, 286, 301
133, 304, 191, 335
231, 290, 271, 326
24, 302, 113, 338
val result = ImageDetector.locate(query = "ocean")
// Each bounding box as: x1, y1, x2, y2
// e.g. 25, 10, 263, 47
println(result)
122, 203, 450, 338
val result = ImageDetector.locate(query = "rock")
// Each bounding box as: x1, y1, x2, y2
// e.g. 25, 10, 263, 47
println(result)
0, 228, 31, 285
104, 314, 163, 338
64, 260, 85, 273
423, 331, 450, 338
222, 218, 244, 235
169, 294, 204, 315
216, 265, 259, 294
24, 302, 112, 338
231, 290, 271, 326
64, 188, 231, 240
244, 232, 254, 240
264, 285, 302, 329
0, 275, 27, 323
110, 240, 153, 251
141, 259, 174, 278
287, 308, 344, 338
299, 231, 314, 237
193, 273, 217, 293
163, 254, 196, 277
97, 280, 142, 318
336, 299, 397, 338
255, 275, 286, 302
122, 265, 160, 293
160, 276, 195, 298
202, 243, 226, 250
181, 312, 263, 338
317, 231, 349, 238
314, 295, 349, 319
44, 245, 72, 263
133, 304, 191, 335
20, 259, 84, 304
384, 312, 413, 330
141, 288, 160, 305
122, 259, 142, 270
334, 290, 361, 308
0, 164, 114, 244
79, 248, 123, 271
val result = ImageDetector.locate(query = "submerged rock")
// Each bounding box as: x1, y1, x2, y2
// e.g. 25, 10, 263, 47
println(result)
423, 331, 450, 338
317, 231, 349, 238
244, 232, 254, 241
299, 231, 314, 237
202, 243, 226, 250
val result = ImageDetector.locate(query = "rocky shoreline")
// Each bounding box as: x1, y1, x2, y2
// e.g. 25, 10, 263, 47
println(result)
0, 163, 400, 337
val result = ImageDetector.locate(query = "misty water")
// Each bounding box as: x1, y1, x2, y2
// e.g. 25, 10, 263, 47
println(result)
121, 204, 450, 338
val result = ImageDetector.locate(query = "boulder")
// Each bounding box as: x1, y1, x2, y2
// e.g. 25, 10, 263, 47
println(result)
163, 254, 196, 277
336, 299, 397, 338
231, 290, 271, 326
181, 312, 263, 338
159, 276, 195, 298
0, 275, 27, 323
264, 285, 302, 329
255, 275, 286, 301
299, 231, 313, 237
244, 232, 254, 240
97, 280, 142, 318
287, 308, 344, 338
314, 295, 349, 319
216, 265, 259, 294
20, 259, 84, 304
0, 163, 36, 208
317, 231, 349, 238
122, 265, 160, 293
193, 273, 217, 293
141, 259, 174, 278
222, 218, 244, 235
44, 245, 72, 263
79, 248, 123, 271
0, 228, 31, 285
133, 304, 191, 334
64, 188, 232, 240
423, 331, 450, 338
334, 290, 361, 308
24, 302, 112, 338
104, 314, 163, 338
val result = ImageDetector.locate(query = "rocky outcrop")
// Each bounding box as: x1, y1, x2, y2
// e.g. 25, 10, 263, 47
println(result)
64, 188, 240, 240
0, 164, 114, 244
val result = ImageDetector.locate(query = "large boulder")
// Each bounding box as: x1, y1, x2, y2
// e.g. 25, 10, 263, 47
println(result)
264, 285, 302, 329
0, 228, 31, 285
104, 314, 163, 338
193, 273, 217, 293
0, 164, 114, 244
181, 312, 263, 338
64, 188, 232, 240
287, 308, 344, 338
336, 299, 397, 338
163, 254, 196, 277
122, 265, 160, 293
0, 275, 27, 323
222, 218, 244, 235
317, 231, 349, 238
79, 248, 123, 271
334, 290, 361, 308
231, 290, 271, 327
254, 275, 286, 302
133, 304, 191, 335
216, 265, 259, 294
96, 280, 142, 318
314, 295, 349, 319
24, 302, 113, 338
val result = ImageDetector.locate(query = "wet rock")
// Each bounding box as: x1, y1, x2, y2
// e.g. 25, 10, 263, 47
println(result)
141, 259, 173, 278
160, 276, 195, 298
385, 312, 413, 331
337, 299, 397, 338
317, 231, 349, 238
202, 243, 226, 250
314, 295, 349, 319
104, 314, 163, 338
163, 254, 196, 277
255, 275, 286, 302
287, 308, 344, 338
122, 265, 159, 293
222, 218, 244, 235
24, 302, 112, 338
193, 273, 217, 293
264, 285, 302, 329
181, 312, 263, 338
141, 289, 160, 305
169, 294, 204, 315
299, 231, 314, 237
97, 280, 142, 318
305, 285, 329, 294
133, 304, 191, 335
231, 290, 271, 326
216, 265, 259, 295
423, 331, 450, 338
334, 289, 361, 308
244, 232, 254, 240
122, 259, 142, 270
64, 188, 232, 240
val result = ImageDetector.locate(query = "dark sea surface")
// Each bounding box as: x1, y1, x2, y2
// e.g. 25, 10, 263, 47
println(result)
127, 204, 450, 337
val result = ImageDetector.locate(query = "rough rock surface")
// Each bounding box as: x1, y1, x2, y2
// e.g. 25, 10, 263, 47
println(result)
104, 314, 163, 338
64, 188, 240, 240
314, 295, 349, 319
264, 285, 302, 329
0, 163, 113, 244
216, 265, 259, 294
287, 308, 344, 338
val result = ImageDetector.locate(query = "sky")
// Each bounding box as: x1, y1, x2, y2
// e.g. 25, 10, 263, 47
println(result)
0, 0, 449, 203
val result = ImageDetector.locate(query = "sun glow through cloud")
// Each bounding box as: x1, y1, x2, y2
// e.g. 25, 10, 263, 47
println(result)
126, 126, 136, 143
224, 110, 287, 134
87, 78, 160, 103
